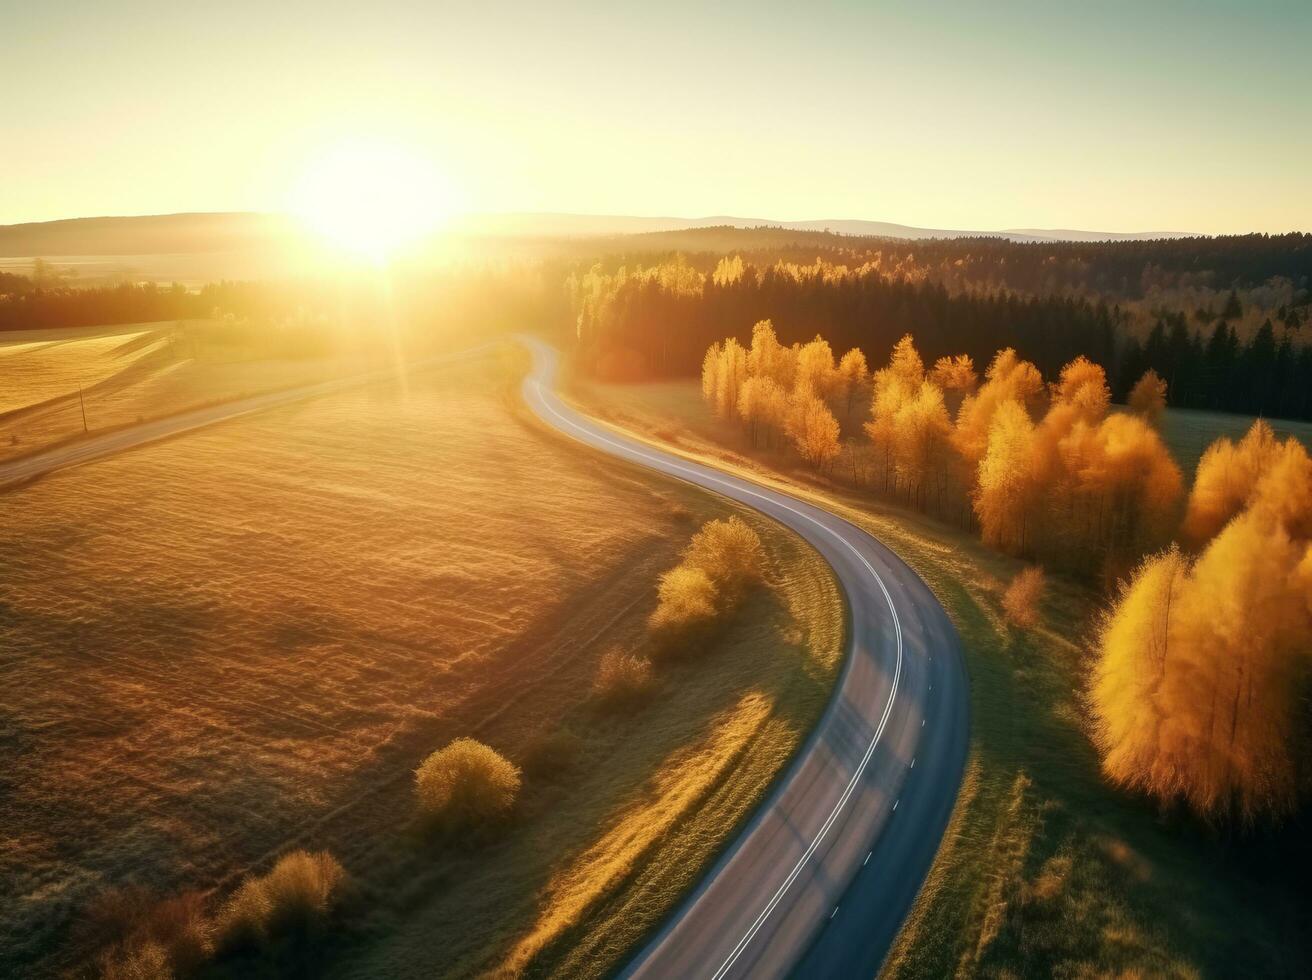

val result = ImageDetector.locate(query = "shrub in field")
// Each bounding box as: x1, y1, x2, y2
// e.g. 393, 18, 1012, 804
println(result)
217, 850, 345, 946
1002, 566, 1045, 629
261, 850, 346, 927
97, 940, 171, 980
219, 876, 274, 947
649, 565, 718, 633
592, 649, 655, 707
681, 516, 765, 598
649, 517, 765, 641
415, 738, 521, 826
85, 888, 214, 979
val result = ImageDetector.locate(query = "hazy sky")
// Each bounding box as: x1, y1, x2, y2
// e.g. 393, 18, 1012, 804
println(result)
4, 0, 1309, 232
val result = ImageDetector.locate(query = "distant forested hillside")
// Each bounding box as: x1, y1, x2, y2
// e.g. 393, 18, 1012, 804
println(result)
570, 255, 1312, 421
571, 228, 1311, 301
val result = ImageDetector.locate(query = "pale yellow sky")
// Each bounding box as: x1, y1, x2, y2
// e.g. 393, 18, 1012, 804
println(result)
4, 1, 1309, 233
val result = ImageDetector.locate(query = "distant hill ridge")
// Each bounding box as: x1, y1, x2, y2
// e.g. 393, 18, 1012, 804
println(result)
0, 211, 1199, 257
451, 213, 1196, 243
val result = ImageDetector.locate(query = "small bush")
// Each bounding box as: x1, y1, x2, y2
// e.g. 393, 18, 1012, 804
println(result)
218, 877, 273, 948
681, 516, 764, 597
217, 850, 345, 947
1003, 566, 1045, 629
138, 892, 214, 973
78, 885, 157, 953
97, 940, 171, 980
592, 649, 655, 707
649, 565, 718, 634
648, 517, 765, 645
82, 887, 214, 979
415, 738, 521, 826
262, 850, 346, 926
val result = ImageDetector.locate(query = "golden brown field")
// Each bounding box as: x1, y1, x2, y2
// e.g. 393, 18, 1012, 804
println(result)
0, 327, 164, 414
0, 321, 390, 464
0, 347, 841, 977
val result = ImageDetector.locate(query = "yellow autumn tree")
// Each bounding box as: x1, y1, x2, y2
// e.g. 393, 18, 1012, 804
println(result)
712, 254, 745, 286
1093, 436, 1312, 822
975, 399, 1040, 553
713, 338, 748, 419
929, 354, 978, 396
701, 341, 721, 404
1050, 355, 1111, 424
795, 336, 838, 398
758, 377, 790, 449
787, 384, 842, 470
893, 381, 953, 509
1128, 369, 1168, 428
953, 348, 1045, 468
1181, 420, 1280, 546
1091, 546, 1191, 799
866, 334, 926, 492
1047, 412, 1182, 574
747, 319, 795, 388
928, 353, 977, 416
836, 347, 870, 419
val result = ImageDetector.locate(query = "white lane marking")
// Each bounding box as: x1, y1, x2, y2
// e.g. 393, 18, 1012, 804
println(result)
910, 758, 916, 769
522, 345, 906, 979
830, 906, 839, 920
863, 851, 872, 866
922, 719, 925, 727
893, 799, 899, 811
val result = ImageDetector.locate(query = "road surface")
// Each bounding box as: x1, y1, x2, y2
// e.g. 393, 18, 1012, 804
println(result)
519, 337, 970, 979
0, 347, 488, 489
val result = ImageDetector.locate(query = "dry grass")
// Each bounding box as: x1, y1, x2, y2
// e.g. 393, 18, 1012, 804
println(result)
493, 693, 772, 976
3, 349, 844, 979
0, 319, 408, 462
521, 728, 585, 780
591, 649, 656, 707
0, 327, 161, 414
572, 373, 1312, 979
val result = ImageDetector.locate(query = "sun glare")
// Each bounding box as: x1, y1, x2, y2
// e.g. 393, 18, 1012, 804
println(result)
290, 143, 455, 259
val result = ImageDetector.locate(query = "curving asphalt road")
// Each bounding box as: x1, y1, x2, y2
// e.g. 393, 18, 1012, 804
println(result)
519, 336, 970, 980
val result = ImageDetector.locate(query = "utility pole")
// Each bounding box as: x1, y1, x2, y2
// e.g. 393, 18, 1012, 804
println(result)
76, 383, 88, 433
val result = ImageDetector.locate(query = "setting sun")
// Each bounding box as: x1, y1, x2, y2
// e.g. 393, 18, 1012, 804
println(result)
289, 142, 456, 258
